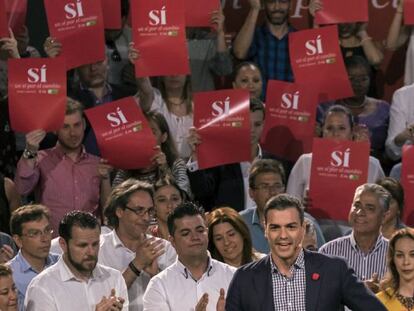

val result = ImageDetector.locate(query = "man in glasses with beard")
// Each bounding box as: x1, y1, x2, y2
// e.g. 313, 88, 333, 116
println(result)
24, 211, 128, 311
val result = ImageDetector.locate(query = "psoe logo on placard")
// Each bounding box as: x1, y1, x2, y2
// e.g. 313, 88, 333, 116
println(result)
149, 6, 167, 26
107, 107, 128, 127
281, 91, 300, 110
305, 35, 323, 56
27, 65, 47, 83
64, 0, 84, 19
330, 148, 350, 168
211, 96, 230, 117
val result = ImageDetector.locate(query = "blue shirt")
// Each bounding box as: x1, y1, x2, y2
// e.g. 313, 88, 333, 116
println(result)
247, 25, 295, 97
8, 251, 59, 311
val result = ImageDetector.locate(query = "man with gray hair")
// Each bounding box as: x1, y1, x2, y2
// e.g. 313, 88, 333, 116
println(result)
319, 183, 391, 288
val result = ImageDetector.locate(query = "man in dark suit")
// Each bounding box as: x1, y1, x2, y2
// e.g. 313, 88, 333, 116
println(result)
225, 194, 386, 311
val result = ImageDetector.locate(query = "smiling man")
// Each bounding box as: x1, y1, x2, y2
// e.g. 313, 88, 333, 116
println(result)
226, 194, 386, 310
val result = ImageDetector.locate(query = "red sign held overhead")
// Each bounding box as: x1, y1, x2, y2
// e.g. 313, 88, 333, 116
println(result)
0, 0, 8, 38
194, 89, 250, 170
131, 0, 190, 77
309, 138, 370, 221
85, 97, 158, 169
401, 145, 414, 226
261, 80, 317, 162
315, 0, 369, 25
5, 0, 27, 35
184, 0, 221, 27
8, 58, 67, 132
404, 0, 414, 25
101, 0, 122, 29
44, 0, 105, 69
289, 25, 354, 102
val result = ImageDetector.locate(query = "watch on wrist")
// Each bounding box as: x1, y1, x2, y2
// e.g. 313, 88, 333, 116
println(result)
23, 148, 37, 159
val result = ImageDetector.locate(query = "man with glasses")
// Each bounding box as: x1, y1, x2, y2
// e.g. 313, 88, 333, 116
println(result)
233, 0, 294, 97
241, 159, 325, 253
99, 179, 176, 311
8, 204, 59, 311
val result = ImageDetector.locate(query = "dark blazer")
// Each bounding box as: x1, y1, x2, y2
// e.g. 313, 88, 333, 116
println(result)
225, 251, 386, 311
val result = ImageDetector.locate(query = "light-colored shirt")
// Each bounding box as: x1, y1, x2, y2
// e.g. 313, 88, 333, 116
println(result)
24, 256, 129, 311
8, 251, 59, 311
143, 257, 235, 311
319, 232, 388, 281
15, 145, 102, 234
98, 230, 177, 311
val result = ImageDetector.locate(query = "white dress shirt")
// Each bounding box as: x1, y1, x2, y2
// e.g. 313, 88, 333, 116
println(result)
98, 230, 177, 311
143, 257, 235, 311
24, 256, 129, 311
385, 83, 414, 160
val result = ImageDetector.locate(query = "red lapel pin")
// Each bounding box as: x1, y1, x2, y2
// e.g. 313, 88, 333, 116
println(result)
312, 273, 320, 280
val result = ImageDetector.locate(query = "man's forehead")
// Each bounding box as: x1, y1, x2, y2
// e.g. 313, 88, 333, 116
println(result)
175, 215, 205, 229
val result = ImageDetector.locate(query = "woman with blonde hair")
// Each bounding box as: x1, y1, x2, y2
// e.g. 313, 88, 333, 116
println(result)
0, 264, 17, 311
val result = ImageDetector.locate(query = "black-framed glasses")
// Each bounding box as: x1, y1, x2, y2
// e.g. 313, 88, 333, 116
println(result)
124, 206, 156, 218
254, 183, 285, 193
22, 228, 54, 239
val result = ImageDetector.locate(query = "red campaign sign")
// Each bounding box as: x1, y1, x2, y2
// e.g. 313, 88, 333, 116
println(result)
85, 97, 157, 169
401, 145, 414, 226
8, 58, 67, 132
5, 0, 27, 35
404, 0, 414, 25
315, 0, 368, 24
194, 89, 250, 170
289, 25, 354, 102
184, 0, 220, 27
44, 0, 105, 69
101, 0, 122, 29
0, 0, 8, 37
309, 138, 370, 221
261, 80, 317, 162
131, 0, 190, 77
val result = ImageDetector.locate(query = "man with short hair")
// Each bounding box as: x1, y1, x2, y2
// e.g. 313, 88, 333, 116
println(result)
8, 204, 59, 310
143, 202, 235, 310
319, 183, 390, 283
25, 211, 128, 311
14, 99, 111, 234
99, 179, 176, 311
226, 194, 386, 310
233, 0, 294, 95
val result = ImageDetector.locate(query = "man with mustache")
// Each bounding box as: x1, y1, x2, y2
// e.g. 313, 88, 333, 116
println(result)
25, 211, 128, 311
233, 0, 294, 96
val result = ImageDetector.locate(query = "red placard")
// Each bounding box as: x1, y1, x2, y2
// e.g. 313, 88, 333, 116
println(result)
44, 0, 105, 70
261, 80, 317, 162
101, 0, 122, 29
0, 0, 8, 37
131, 0, 190, 77
85, 97, 157, 169
315, 0, 368, 25
184, 0, 220, 27
8, 58, 67, 132
309, 138, 370, 221
404, 0, 414, 25
5, 0, 27, 35
401, 145, 414, 226
289, 25, 353, 102
194, 89, 250, 169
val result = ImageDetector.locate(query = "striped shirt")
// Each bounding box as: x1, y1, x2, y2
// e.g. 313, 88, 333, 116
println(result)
319, 233, 388, 281
271, 250, 306, 311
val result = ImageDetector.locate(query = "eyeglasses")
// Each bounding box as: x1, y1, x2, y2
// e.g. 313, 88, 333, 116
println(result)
254, 183, 285, 193
124, 206, 156, 218
22, 228, 54, 239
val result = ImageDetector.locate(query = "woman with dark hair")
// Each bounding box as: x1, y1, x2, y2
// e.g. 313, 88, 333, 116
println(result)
376, 177, 405, 239
207, 207, 263, 267
232, 62, 263, 99
113, 112, 191, 196
377, 228, 414, 310
0, 264, 18, 311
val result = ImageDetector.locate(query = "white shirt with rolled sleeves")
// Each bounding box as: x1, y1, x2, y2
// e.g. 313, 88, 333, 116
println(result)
24, 256, 129, 311
98, 230, 177, 311
143, 257, 235, 311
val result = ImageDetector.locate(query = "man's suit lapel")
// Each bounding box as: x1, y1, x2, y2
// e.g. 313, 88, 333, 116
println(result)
253, 255, 275, 311
304, 251, 323, 311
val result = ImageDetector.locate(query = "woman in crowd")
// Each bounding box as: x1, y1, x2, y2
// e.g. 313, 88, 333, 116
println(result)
128, 43, 193, 159
287, 105, 385, 200
317, 56, 390, 160
207, 207, 263, 268
0, 264, 18, 311
232, 62, 263, 99
377, 228, 414, 310
113, 111, 191, 196
150, 177, 186, 240
376, 177, 405, 240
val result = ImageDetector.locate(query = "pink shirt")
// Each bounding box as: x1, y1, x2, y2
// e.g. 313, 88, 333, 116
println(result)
15, 145, 102, 234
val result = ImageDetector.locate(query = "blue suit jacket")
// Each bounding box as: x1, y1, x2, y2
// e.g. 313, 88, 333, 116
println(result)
225, 251, 386, 311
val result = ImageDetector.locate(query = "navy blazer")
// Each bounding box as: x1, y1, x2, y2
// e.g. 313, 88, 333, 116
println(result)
225, 251, 386, 311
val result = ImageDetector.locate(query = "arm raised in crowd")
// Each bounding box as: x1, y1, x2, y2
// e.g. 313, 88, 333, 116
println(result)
386, 0, 410, 50
0, 28, 20, 59
43, 37, 62, 58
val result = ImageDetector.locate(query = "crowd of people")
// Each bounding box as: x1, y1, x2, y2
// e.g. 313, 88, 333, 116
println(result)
1, 0, 414, 310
